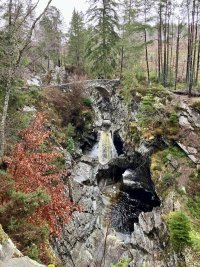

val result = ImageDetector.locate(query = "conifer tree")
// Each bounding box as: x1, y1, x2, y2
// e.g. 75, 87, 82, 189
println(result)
67, 9, 86, 70
86, 0, 120, 78
38, 6, 63, 69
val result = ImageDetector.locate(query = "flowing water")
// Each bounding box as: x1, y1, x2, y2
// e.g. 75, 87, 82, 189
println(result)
87, 125, 160, 234
98, 130, 117, 165
110, 188, 160, 233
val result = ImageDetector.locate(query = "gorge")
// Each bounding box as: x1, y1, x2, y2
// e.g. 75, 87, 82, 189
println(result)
53, 80, 174, 267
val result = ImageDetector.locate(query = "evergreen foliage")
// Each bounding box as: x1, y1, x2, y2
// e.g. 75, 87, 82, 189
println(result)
38, 6, 63, 68
168, 211, 191, 253
67, 9, 86, 69
86, 0, 119, 78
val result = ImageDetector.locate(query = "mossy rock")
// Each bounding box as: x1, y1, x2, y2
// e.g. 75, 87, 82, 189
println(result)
166, 125, 179, 137
191, 99, 200, 113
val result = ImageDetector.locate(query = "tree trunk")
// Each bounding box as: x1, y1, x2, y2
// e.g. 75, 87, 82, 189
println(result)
158, 3, 163, 82
163, 1, 168, 87
192, 4, 199, 83
120, 45, 124, 79
175, 23, 180, 90
144, 0, 150, 84
170, 20, 174, 84
0, 79, 11, 162
188, 0, 196, 96
144, 29, 150, 84
158, 26, 161, 81
195, 37, 200, 84
186, 0, 191, 83
166, 10, 170, 85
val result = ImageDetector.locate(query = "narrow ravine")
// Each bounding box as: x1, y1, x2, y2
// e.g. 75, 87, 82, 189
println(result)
53, 81, 173, 267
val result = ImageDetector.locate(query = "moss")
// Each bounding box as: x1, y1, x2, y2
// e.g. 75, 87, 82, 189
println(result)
191, 99, 200, 113
187, 195, 200, 219
27, 243, 40, 262
110, 257, 131, 267
190, 230, 200, 254
166, 126, 179, 139
0, 224, 8, 244
162, 172, 174, 186
150, 146, 190, 199
83, 97, 93, 108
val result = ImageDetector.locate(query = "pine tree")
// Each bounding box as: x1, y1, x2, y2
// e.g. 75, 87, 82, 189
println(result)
38, 6, 63, 69
67, 9, 86, 70
86, 0, 120, 78
135, 0, 155, 84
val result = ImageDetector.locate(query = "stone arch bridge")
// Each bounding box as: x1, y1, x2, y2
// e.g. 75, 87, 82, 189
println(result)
44, 79, 120, 97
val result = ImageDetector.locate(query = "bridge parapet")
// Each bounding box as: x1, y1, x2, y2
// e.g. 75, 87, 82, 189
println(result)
49, 79, 120, 95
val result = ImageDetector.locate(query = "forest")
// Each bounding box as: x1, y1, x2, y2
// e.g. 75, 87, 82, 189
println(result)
0, 0, 200, 267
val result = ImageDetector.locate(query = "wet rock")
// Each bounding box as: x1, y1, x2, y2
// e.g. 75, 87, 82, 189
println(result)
102, 119, 111, 127
108, 156, 130, 168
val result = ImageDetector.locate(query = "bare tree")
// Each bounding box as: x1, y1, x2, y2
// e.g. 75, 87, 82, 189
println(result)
0, 0, 52, 162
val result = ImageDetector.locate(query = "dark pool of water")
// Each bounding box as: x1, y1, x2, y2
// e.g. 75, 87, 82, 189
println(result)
110, 188, 160, 234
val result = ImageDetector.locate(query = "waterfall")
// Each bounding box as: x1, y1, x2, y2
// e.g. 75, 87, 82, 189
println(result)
98, 129, 117, 165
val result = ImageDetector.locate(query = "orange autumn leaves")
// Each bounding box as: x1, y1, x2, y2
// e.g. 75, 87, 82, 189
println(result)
6, 113, 78, 236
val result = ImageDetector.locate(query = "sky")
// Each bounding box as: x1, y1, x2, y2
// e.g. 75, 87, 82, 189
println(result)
37, 0, 89, 31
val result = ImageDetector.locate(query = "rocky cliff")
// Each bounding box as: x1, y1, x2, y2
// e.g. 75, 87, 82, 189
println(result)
53, 82, 189, 267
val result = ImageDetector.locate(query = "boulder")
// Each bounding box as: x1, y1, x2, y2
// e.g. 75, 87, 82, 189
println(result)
0, 257, 45, 267
72, 162, 94, 184
166, 154, 179, 169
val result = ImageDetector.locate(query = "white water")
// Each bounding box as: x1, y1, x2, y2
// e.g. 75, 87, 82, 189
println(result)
98, 130, 117, 165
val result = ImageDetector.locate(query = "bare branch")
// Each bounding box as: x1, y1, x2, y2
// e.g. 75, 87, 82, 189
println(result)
14, 0, 40, 32
15, 0, 53, 67
8, 0, 12, 26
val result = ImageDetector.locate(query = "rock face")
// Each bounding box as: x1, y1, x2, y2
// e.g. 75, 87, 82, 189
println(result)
50, 83, 200, 266
129, 209, 172, 267
176, 100, 200, 164
0, 227, 45, 267
0, 257, 45, 267
53, 82, 178, 267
